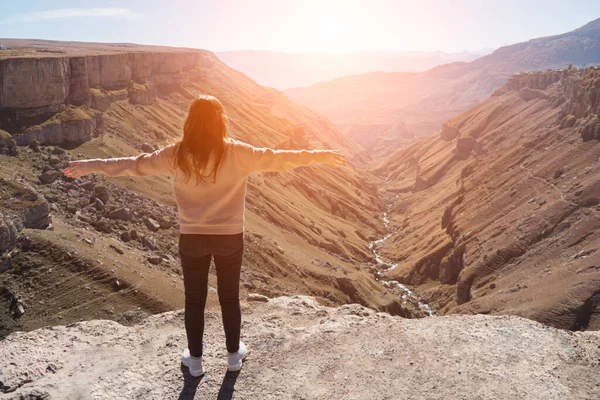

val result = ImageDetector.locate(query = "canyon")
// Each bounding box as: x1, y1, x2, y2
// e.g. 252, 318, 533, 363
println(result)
0, 34, 600, 398
0, 39, 425, 342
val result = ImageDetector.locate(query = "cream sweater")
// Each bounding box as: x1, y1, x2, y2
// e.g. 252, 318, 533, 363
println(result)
83, 139, 329, 234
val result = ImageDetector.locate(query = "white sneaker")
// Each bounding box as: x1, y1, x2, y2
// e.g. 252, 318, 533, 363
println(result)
182, 348, 205, 377
227, 341, 248, 372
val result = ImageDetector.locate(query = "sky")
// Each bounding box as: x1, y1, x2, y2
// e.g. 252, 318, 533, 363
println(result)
1, 0, 599, 53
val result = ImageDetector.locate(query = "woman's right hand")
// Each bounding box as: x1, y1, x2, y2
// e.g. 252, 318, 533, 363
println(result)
63, 160, 95, 178
322, 151, 347, 167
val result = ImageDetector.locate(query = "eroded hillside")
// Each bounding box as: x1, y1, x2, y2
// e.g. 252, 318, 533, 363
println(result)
285, 17, 600, 157
0, 41, 423, 338
373, 67, 600, 330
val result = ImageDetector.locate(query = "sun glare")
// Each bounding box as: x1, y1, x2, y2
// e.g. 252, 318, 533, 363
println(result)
304, 5, 359, 52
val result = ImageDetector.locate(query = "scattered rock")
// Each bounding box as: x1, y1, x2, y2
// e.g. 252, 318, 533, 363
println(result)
0, 129, 17, 157
144, 217, 161, 232
110, 244, 124, 255
107, 208, 132, 221
147, 255, 161, 265
130, 230, 139, 240
247, 293, 270, 302
141, 235, 157, 250
51, 147, 66, 155
157, 217, 172, 229
14, 300, 26, 318
91, 186, 109, 204
29, 140, 41, 152
94, 218, 113, 234
39, 170, 60, 184
117, 309, 150, 326
571, 249, 595, 259
80, 181, 95, 191
120, 231, 132, 242
93, 198, 105, 211
48, 156, 61, 166
553, 168, 564, 179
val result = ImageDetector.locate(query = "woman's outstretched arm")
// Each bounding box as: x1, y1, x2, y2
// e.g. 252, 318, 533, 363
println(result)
233, 140, 346, 173
63, 145, 176, 179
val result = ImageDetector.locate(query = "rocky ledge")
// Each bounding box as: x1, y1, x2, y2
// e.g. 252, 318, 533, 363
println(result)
0, 296, 599, 399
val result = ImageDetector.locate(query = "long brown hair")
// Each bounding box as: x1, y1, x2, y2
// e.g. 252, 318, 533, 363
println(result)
174, 95, 228, 184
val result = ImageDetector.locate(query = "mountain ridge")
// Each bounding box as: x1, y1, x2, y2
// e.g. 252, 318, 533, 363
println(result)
285, 16, 600, 157
216, 49, 489, 90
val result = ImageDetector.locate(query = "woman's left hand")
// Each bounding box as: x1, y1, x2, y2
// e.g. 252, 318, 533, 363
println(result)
63, 161, 94, 179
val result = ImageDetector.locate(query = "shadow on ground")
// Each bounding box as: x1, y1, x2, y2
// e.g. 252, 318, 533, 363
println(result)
178, 363, 240, 400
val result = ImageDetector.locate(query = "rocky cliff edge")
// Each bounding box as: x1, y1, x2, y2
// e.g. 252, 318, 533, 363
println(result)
0, 296, 599, 399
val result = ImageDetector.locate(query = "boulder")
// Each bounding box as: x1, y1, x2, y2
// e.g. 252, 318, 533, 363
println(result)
144, 218, 161, 232
147, 255, 162, 265
120, 231, 132, 242
109, 244, 124, 255
141, 235, 157, 250
39, 170, 60, 185
94, 218, 113, 234
80, 181, 95, 191
107, 208, 132, 221
0, 129, 17, 156
157, 217, 172, 229
440, 122, 460, 141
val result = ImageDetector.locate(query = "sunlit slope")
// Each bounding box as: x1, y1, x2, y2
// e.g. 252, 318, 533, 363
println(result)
373, 68, 600, 330
285, 17, 600, 157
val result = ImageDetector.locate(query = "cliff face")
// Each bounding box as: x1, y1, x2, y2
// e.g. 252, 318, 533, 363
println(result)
0, 51, 206, 144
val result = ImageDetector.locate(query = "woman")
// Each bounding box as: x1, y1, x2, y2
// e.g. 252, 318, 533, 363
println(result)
63, 94, 346, 377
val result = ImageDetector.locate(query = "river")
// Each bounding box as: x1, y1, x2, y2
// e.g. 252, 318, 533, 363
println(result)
369, 212, 435, 316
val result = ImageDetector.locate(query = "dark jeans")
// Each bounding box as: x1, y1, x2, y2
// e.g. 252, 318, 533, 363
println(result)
179, 233, 244, 358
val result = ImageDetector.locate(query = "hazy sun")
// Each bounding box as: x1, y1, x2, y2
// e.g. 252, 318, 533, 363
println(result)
304, 5, 359, 52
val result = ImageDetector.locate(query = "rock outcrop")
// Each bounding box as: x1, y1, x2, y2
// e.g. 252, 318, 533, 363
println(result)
0, 179, 50, 253
440, 122, 460, 141
0, 49, 206, 145
0, 296, 599, 399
